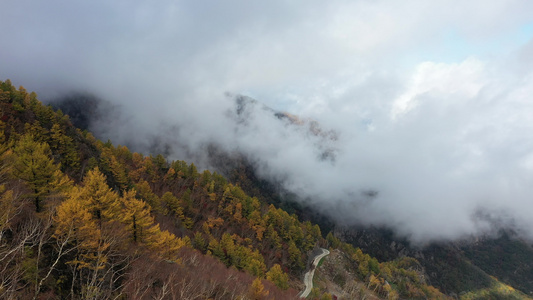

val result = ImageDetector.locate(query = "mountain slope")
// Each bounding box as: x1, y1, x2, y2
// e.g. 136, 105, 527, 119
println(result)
0, 80, 299, 299
336, 226, 533, 298
0, 80, 454, 299
221, 95, 533, 299
5, 79, 529, 299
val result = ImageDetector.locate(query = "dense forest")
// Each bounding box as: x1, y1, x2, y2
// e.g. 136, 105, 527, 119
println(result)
0, 79, 528, 299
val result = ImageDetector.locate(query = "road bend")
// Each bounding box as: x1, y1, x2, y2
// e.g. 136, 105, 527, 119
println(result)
299, 248, 330, 298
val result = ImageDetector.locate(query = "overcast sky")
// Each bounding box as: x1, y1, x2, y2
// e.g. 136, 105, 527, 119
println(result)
2, 0, 533, 243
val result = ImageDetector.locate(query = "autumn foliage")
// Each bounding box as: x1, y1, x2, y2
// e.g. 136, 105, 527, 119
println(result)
0, 79, 447, 299
0, 80, 300, 299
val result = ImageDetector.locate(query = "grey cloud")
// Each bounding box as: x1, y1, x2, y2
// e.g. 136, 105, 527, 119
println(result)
1, 0, 533, 243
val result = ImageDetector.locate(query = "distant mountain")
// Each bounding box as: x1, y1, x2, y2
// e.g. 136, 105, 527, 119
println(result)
230, 94, 339, 163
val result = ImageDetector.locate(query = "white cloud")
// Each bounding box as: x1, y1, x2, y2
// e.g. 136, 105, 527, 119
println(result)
1, 0, 533, 242
391, 58, 486, 118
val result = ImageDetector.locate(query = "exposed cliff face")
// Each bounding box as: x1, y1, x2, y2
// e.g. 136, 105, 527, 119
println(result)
230, 94, 339, 164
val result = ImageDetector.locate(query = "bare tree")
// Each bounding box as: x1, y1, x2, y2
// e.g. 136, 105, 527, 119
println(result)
0, 190, 38, 300
33, 216, 78, 300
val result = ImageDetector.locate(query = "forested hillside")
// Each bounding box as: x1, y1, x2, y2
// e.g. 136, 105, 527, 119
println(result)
0, 79, 507, 299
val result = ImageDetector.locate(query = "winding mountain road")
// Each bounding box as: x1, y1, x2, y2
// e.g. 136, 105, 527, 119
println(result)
299, 248, 330, 298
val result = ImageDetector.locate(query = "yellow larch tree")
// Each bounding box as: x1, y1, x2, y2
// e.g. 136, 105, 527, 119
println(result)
49, 123, 80, 171
120, 190, 159, 244
248, 278, 269, 300
266, 264, 289, 290
12, 134, 62, 212
150, 230, 187, 260
53, 196, 111, 298
53, 197, 103, 266
77, 168, 120, 222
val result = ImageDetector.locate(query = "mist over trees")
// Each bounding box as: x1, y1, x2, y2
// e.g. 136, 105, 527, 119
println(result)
2, 72, 533, 299
2, 0, 533, 246
0, 79, 469, 299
